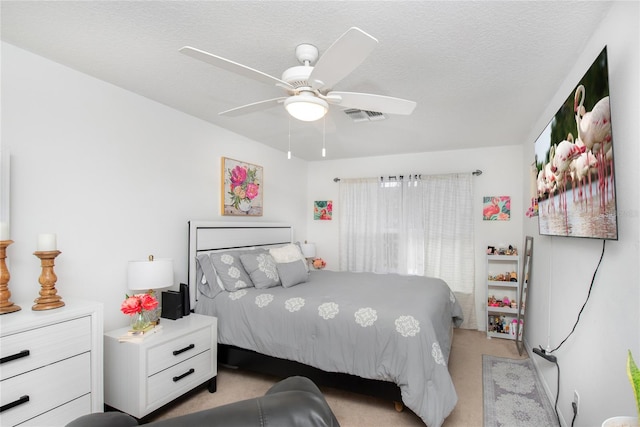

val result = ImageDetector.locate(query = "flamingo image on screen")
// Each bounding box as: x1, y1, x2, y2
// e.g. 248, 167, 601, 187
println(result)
534, 46, 617, 240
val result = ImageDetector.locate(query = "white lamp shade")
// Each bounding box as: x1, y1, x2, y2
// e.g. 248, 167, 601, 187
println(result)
300, 243, 317, 259
127, 257, 174, 291
284, 95, 328, 122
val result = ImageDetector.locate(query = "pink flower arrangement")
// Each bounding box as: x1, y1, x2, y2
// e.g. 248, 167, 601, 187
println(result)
312, 258, 326, 269
120, 292, 158, 316
228, 165, 260, 210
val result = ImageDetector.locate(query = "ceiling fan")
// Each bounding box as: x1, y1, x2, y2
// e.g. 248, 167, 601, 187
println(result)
179, 27, 417, 122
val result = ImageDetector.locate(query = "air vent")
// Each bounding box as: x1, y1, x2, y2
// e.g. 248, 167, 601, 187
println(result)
344, 109, 386, 122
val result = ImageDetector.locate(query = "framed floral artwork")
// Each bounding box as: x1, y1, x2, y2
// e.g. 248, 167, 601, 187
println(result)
221, 157, 263, 216
483, 196, 510, 221
314, 200, 332, 220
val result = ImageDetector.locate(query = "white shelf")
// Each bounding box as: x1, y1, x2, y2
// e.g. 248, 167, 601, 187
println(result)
486, 252, 521, 340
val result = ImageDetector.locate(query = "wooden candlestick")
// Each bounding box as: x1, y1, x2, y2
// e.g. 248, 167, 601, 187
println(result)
0, 240, 21, 315
33, 250, 65, 311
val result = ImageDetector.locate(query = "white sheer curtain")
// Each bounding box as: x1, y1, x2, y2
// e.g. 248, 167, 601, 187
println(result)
338, 173, 476, 329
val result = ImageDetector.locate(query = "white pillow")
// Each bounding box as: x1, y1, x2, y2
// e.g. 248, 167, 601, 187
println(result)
269, 243, 309, 272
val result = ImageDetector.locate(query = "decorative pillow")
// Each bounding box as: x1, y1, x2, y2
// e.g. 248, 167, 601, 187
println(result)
195, 254, 223, 298
277, 260, 309, 288
270, 243, 309, 272
209, 251, 254, 291
240, 253, 281, 289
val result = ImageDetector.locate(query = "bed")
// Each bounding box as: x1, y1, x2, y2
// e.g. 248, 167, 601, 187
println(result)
187, 221, 464, 427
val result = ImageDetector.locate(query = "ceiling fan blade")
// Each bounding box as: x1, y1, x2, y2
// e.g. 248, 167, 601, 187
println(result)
309, 27, 378, 90
219, 97, 287, 117
326, 91, 417, 115
179, 46, 293, 90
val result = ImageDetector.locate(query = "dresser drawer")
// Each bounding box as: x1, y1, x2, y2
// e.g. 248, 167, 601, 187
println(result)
0, 352, 91, 426
16, 395, 91, 427
147, 327, 211, 375
0, 316, 91, 380
147, 349, 213, 407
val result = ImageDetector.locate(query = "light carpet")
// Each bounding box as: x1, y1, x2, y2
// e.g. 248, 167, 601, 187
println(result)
483, 355, 559, 427
147, 330, 527, 426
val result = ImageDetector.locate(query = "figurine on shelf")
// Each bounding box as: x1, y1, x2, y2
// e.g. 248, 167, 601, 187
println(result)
510, 271, 518, 282
502, 296, 510, 307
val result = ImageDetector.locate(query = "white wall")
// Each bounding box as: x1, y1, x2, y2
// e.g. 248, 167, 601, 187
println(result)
306, 145, 523, 329
1, 42, 308, 331
521, 2, 640, 425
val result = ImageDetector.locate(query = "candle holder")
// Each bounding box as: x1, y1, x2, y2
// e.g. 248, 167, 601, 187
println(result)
33, 250, 65, 311
0, 240, 21, 315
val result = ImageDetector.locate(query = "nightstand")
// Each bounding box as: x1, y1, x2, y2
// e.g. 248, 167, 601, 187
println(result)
0, 299, 104, 426
104, 314, 217, 419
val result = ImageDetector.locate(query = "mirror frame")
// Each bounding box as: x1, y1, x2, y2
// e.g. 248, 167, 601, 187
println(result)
516, 236, 533, 355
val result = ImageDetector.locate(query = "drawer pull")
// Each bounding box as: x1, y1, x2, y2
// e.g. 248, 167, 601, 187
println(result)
0, 395, 30, 413
173, 368, 195, 382
0, 350, 30, 365
173, 343, 195, 356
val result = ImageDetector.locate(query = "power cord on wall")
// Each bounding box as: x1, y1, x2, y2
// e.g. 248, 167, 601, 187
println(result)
533, 239, 606, 426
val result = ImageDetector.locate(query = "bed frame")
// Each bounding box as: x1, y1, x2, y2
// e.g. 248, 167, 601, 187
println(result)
187, 221, 403, 407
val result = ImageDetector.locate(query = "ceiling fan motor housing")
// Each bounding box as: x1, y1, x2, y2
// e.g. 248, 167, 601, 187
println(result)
281, 65, 314, 89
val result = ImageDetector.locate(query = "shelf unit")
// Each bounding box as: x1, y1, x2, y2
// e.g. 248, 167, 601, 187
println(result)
486, 254, 521, 340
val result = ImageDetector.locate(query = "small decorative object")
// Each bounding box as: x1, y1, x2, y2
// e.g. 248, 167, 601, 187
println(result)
121, 292, 159, 331
483, 196, 511, 221
221, 157, 263, 216
0, 239, 21, 314
314, 201, 332, 220
312, 258, 326, 269
33, 234, 64, 311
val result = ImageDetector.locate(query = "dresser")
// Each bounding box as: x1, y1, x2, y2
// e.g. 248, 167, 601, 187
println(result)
0, 299, 104, 426
103, 314, 217, 418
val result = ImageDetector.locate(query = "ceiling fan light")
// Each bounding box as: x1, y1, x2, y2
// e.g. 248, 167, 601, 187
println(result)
284, 95, 328, 122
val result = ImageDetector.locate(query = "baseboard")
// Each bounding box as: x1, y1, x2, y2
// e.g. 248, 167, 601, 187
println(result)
525, 340, 567, 427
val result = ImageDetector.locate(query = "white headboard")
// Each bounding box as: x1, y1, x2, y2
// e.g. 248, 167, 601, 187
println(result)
187, 221, 293, 308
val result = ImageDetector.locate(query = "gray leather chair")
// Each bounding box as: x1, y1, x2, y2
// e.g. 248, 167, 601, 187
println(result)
66, 376, 340, 427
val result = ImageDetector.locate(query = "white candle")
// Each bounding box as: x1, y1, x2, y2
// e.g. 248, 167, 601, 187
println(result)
37, 233, 57, 251
0, 222, 9, 240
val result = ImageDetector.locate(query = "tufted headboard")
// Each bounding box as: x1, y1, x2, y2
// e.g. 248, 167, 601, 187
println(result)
187, 221, 293, 308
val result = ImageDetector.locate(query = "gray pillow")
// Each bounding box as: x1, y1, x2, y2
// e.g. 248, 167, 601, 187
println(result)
240, 253, 281, 289
210, 251, 254, 291
276, 260, 309, 288
195, 254, 223, 298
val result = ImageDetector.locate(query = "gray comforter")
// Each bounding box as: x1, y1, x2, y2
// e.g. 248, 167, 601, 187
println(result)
195, 270, 464, 427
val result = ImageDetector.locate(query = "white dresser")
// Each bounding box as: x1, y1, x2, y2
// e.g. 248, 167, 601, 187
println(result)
0, 299, 104, 426
104, 314, 217, 418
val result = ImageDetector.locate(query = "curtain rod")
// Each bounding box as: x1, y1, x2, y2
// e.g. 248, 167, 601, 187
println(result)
333, 169, 482, 182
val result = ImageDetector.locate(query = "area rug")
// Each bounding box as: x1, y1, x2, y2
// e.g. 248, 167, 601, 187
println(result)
483, 355, 559, 427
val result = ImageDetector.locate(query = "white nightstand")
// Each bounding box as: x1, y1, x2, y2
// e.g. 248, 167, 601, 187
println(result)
0, 299, 104, 427
104, 313, 217, 419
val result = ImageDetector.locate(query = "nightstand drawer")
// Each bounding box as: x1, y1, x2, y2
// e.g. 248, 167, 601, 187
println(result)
0, 316, 91, 381
147, 327, 211, 375
147, 349, 213, 406
0, 352, 91, 426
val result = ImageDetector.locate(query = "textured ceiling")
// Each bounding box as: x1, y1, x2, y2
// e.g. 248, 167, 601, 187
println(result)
1, 1, 613, 161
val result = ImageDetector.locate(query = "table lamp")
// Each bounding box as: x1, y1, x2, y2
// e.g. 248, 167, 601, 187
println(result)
299, 242, 316, 268
127, 255, 173, 324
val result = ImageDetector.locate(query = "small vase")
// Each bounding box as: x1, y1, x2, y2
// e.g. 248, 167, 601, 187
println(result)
130, 312, 151, 331
239, 199, 252, 212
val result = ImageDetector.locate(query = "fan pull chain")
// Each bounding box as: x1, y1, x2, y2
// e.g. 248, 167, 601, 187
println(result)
287, 117, 292, 160
322, 116, 326, 158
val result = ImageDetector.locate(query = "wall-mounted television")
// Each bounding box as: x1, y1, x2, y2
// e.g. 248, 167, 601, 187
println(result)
535, 46, 617, 240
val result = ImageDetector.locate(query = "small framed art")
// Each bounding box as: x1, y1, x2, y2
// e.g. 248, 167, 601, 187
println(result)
483, 196, 510, 221
314, 200, 332, 220
221, 157, 263, 216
